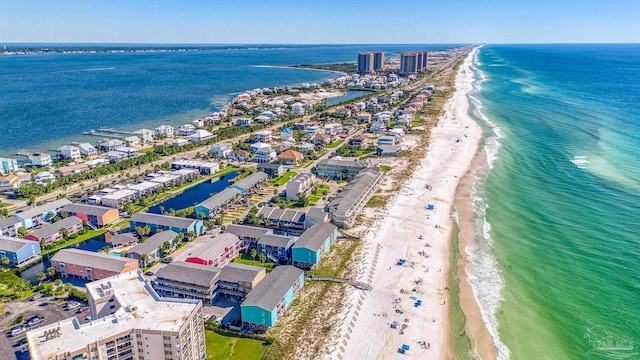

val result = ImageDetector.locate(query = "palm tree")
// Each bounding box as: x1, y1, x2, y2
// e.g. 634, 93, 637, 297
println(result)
187, 230, 196, 241
258, 253, 267, 266
36, 272, 46, 285
60, 227, 69, 239
250, 248, 258, 262
47, 266, 56, 279
141, 254, 149, 267
176, 233, 185, 243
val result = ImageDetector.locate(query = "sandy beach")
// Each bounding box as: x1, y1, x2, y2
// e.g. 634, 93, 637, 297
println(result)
329, 48, 485, 360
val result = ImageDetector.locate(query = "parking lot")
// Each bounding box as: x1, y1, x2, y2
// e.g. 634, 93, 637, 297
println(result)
0, 295, 89, 360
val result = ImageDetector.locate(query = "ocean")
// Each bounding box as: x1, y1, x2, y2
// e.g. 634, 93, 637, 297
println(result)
467, 44, 640, 359
0, 43, 455, 157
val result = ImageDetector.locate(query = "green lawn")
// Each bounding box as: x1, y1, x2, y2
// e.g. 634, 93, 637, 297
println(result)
42, 228, 108, 255
212, 165, 240, 177
205, 330, 267, 360
324, 140, 343, 148
308, 194, 322, 205
269, 171, 297, 186
232, 253, 276, 272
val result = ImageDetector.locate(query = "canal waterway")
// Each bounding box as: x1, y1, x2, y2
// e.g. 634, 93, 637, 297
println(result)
325, 90, 373, 106
147, 172, 238, 214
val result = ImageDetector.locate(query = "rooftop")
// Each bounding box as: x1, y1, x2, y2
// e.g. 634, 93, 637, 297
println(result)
28, 216, 83, 239
224, 224, 270, 239
232, 172, 268, 191
328, 168, 383, 214
14, 198, 72, 220
0, 216, 21, 229
26, 271, 201, 360
50, 249, 135, 273
196, 187, 241, 211
190, 233, 240, 262
293, 223, 337, 251
128, 230, 178, 257
0, 235, 35, 252
241, 265, 303, 312
258, 233, 294, 248
219, 262, 265, 284
131, 212, 201, 229
62, 203, 115, 217
155, 261, 220, 288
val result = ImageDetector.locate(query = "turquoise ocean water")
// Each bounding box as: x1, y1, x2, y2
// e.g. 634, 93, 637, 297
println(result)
467, 44, 640, 359
0, 44, 454, 157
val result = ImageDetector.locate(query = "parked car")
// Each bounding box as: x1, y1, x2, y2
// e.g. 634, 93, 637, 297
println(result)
144, 271, 155, 276
78, 306, 89, 313
27, 317, 43, 327
162, 257, 174, 264
30, 293, 43, 301
66, 301, 81, 310
11, 326, 25, 336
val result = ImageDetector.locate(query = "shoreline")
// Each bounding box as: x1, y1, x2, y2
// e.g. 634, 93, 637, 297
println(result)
336, 47, 484, 359
250, 64, 349, 76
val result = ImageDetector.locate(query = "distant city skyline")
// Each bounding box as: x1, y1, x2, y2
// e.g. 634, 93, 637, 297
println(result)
1, 1, 639, 44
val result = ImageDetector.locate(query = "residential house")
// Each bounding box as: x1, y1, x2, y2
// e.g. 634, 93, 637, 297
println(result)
228, 150, 251, 162
324, 123, 343, 136
106, 233, 137, 247
336, 108, 351, 118
126, 230, 178, 266
154, 262, 219, 304
172, 160, 219, 175
24, 216, 83, 245
235, 118, 253, 127
28, 153, 52, 167
177, 124, 197, 136
100, 139, 126, 152
172, 138, 189, 147
123, 136, 141, 147
155, 125, 175, 138
257, 163, 284, 178
57, 145, 81, 160
77, 143, 98, 157
134, 129, 155, 143
34, 171, 56, 184
241, 265, 304, 329
106, 151, 128, 163
14, 198, 72, 229
210, 142, 232, 158
370, 118, 387, 132
280, 128, 293, 141
378, 135, 399, 146
224, 224, 270, 247
277, 149, 304, 165
51, 249, 138, 281
254, 130, 272, 143
290, 102, 305, 116
0, 158, 19, 175
61, 203, 119, 228
257, 233, 295, 263
55, 163, 90, 177
377, 145, 401, 157
296, 143, 315, 152
285, 173, 316, 201
0, 174, 20, 191
313, 133, 331, 146
356, 112, 372, 123
291, 223, 338, 269
0, 235, 41, 267
349, 134, 370, 148
327, 168, 384, 228
304, 207, 329, 229
254, 148, 277, 163
130, 212, 204, 236
185, 233, 242, 268
100, 189, 137, 208
250, 142, 271, 153
0, 217, 21, 237
191, 129, 215, 143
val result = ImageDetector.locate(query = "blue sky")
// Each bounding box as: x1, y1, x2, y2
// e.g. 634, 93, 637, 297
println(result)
1, 0, 639, 44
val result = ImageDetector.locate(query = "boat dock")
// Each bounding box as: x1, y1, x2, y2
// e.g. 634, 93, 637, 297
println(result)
82, 127, 136, 139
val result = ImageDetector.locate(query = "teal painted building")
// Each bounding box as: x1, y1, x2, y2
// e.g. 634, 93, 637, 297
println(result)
240, 265, 304, 329
291, 223, 338, 270
130, 212, 203, 236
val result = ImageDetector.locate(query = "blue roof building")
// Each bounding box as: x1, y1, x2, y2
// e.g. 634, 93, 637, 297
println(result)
0, 235, 41, 267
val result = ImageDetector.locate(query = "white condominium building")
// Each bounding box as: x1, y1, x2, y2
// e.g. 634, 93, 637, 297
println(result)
26, 270, 205, 360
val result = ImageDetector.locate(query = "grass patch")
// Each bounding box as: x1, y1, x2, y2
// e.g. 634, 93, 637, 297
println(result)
323, 140, 343, 149
42, 228, 108, 255
379, 165, 391, 173
212, 165, 240, 177
307, 194, 322, 205
232, 253, 276, 272
205, 330, 267, 360
365, 195, 388, 208
269, 171, 297, 186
